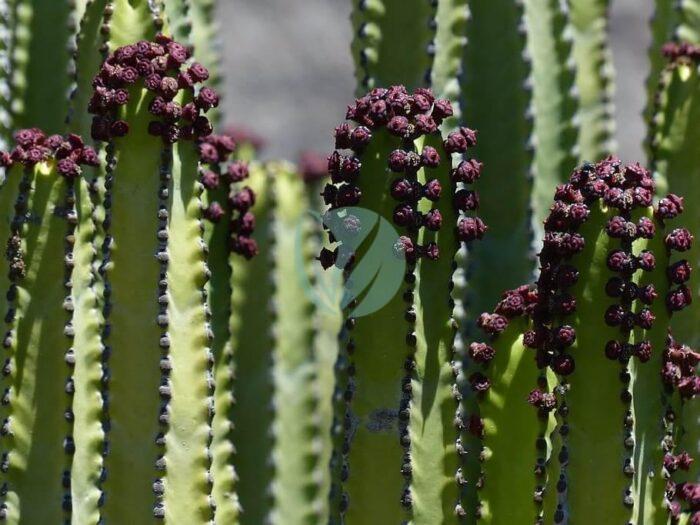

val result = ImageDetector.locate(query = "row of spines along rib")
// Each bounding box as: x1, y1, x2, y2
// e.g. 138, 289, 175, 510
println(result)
647, 44, 700, 514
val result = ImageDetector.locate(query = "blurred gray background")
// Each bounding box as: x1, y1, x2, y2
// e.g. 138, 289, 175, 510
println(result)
217, 0, 654, 163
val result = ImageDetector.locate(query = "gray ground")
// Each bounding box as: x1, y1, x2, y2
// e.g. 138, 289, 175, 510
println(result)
218, 0, 653, 164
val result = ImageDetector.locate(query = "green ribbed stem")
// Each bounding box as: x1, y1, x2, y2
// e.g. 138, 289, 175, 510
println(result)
350, 0, 434, 94
229, 164, 275, 525
339, 130, 411, 524
1, 164, 72, 523
461, 0, 534, 321
524, 0, 578, 234
9, 0, 74, 133
477, 318, 556, 525
568, 0, 615, 160
408, 135, 462, 524
268, 163, 326, 525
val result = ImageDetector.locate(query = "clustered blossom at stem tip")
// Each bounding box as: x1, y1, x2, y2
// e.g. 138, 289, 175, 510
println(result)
198, 133, 258, 260
88, 33, 219, 144
0, 128, 99, 177
316, 85, 486, 270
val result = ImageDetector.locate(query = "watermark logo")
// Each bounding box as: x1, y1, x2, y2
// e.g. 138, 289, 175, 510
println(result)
296, 206, 406, 318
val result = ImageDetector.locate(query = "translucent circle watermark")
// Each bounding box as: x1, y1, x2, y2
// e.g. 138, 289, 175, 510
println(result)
295, 206, 406, 318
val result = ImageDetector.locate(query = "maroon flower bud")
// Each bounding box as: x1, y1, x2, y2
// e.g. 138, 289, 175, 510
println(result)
230, 187, 256, 211
457, 217, 487, 242
394, 236, 416, 262
432, 98, 453, 120
113, 89, 129, 106
605, 340, 622, 360
443, 130, 469, 154
231, 235, 259, 260
469, 342, 495, 363
568, 203, 590, 225
149, 96, 167, 116
162, 124, 181, 144
188, 62, 210, 82
117, 66, 138, 85
552, 325, 576, 348
368, 99, 388, 125
469, 372, 491, 393
637, 250, 656, 271
350, 126, 371, 149
556, 265, 580, 288
679, 376, 700, 399
635, 341, 653, 363
605, 277, 624, 297
196, 87, 220, 110
423, 179, 442, 201
495, 290, 525, 317
411, 89, 434, 112
198, 143, 218, 165
421, 146, 440, 168
387, 116, 409, 137
523, 329, 540, 349
57, 158, 81, 179
639, 284, 658, 305
414, 114, 437, 135
393, 203, 417, 227
423, 242, 440, 260
552, 353, 575, 375
200, 170, 219, 190
560, 233, 585, 256
167, 41, 190, 65
110, 120, 129, 137
336, 184, 362, 207
452, 189, 479, 212
557, 183, 585, 202
451, 159, 482, 183
388, 149, 408, 172
390, 178, 414, 201
226, 161, 249, 183
159, 76, 179, 99
606, 216, 634, 239
193, 116, 213, 137
633, 187, 653, 207
667, 285, 693, 312
607, 250, 633, 272
80, 147, 100, 167
424, 209, 443, 231
477, 312, 508, 335
605, 304, 626, 327
203, 202, 225, 222
636, 217, 656, 239
145, 73, 162, 91
657, 194, 684, 219
666, 228, 694, 252
636, 308, 656, 330
318, 247, 338, 270
556, 293, 577, 315
181, 102, 198, 122
234, 212, 256, 235
668, 260, 692, 284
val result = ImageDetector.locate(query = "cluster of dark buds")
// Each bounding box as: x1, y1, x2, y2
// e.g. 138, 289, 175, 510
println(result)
532, 157, 691, 375
318, 85, 486, 270
89, 34, 219, 143
198, 134, 257, 259
661, 337, 700, 399
661, 41, 700, 62
468, 286, 540, 397
0, 128, 99, 178
668, 479, 700, 525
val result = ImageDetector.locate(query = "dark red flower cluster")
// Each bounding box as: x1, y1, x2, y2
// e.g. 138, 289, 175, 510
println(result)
318, 85, 485, 270
89, 34, 219, 143
0, 128, 99, 178
468, 286, 540, 397
197, 134, 257, 259
668, 478, 700, 524
662, 41, 700, 61
532, 157, 691, 374
661, 337, 700, 399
